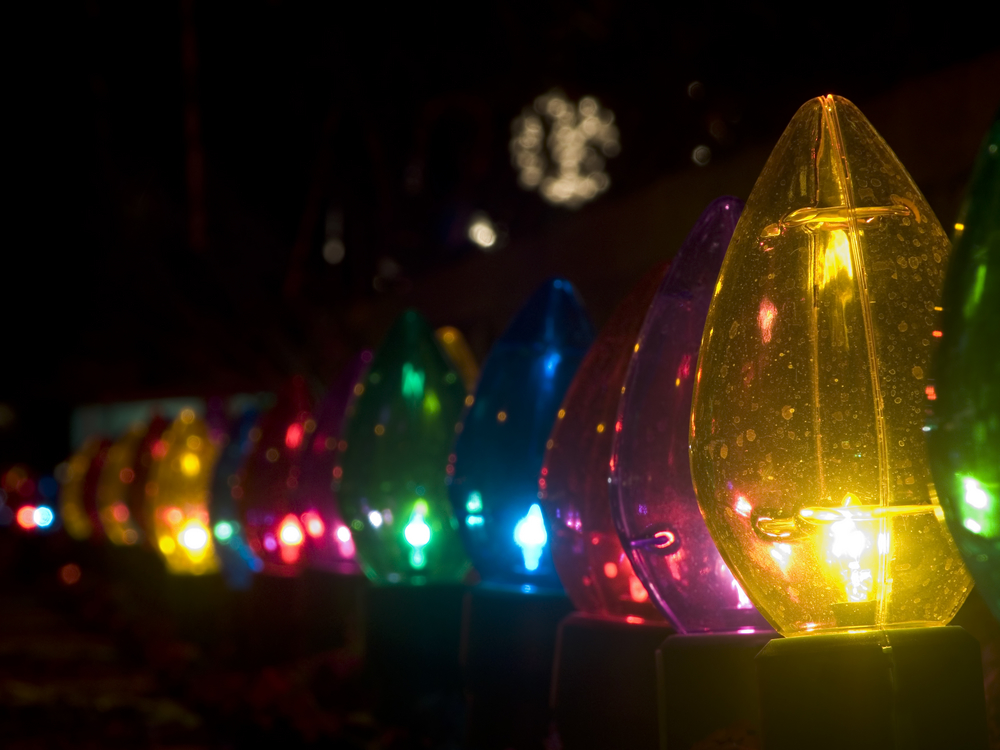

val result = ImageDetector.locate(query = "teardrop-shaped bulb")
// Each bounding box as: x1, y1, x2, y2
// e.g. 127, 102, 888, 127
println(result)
612, 198, 771, 633
929, 114, 1000, 621
690, 96, 971, 636
337, 310, 471, 584
209, 406, 264, 587
127, 415, 169, 548
293, 354, 369, 574
239, 377, 314, 576
59, 437, 110, 541
542, 264, 666, 619
96, 424, 146, 546
436, 326, 479, 393
452, 278, 594, 591
147, 408, 220, 574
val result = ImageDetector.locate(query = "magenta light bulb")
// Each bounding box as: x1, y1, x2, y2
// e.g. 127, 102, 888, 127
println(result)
293, 354, 370, 574
610, 197, 770, 633
540, 264, 668, 621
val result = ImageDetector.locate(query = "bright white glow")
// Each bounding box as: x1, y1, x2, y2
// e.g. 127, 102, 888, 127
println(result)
510, 91, 619, 208
33, 506, 54, 528
770, 542, 793, 572
964, 518, 983, 534
963, 477, 989, 510
405, 515, 431, 548
368, 510, 383, 528
279, 516, 304, 546
335, 525, 352, 543
178, 522, 209, 552
514, 503, 548, 571
830, 516, 873, 602
734, 496, 752, 517
466, 491, 483, 513
467, 213, 497, 249
466, 515, 484, 527
323, 238, 345, 264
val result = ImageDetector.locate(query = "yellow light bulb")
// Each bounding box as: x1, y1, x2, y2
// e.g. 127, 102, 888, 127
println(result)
58, 438, 105, 541
690, 96, 971, 636
147, 413, 219, 575
95, 424, 145, 546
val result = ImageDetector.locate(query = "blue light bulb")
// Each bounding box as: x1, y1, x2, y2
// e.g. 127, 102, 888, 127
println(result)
452, 278, 594, 591
209, 408, 264, 587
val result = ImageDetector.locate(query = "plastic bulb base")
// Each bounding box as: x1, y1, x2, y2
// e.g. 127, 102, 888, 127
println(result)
657, 631, 773, 750
462, 586, 574, 750
551, 612, 673, 750
364, 583, 467, 726
756, 627, 988, 750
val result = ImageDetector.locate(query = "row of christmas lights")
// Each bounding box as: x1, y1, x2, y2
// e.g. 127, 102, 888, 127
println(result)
6, 97, 997, 643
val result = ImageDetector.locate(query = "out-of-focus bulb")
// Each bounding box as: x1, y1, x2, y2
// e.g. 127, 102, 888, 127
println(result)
147, 412, 219, 575
337, 310, 470, 584
179, 521, 209, 552
690, 96, 971, 636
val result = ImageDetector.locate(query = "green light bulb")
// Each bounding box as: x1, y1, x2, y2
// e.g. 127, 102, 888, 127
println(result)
929, 114, 1000, 620
337, 310, 471, 584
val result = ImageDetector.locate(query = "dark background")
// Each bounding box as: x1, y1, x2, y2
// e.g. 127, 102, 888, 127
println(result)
5, 0, 1000, 469
2, 3, 1000, 748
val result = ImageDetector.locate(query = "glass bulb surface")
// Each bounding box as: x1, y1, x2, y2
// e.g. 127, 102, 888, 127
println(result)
59, 437, 110, 541
208, 407, 264, 587
436, 326, 479, 393
452, 278, 594, 591
147, 411, 219, 575
126, 415, 168, 548
929, 114, 1000, 620
337, 310, 470, 584
292, 354, 368, 575
96, 424, 146, 546
541, 263, 666, 619
690, 96, 971, 636
239, 377, 313, 575
612, 198, 771, 633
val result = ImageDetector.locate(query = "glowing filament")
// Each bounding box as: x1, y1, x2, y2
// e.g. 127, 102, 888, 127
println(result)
285, 423, 304, 449
514, 503, 548, 572
829, 514, 874, 603
180, 453, 201, 477
279, 515, 304, 546
820, 230, 853, 289
179, 521, 209, 552
301, 511, 325, 539
401, 363, 425, 403
404, 501, 432, 569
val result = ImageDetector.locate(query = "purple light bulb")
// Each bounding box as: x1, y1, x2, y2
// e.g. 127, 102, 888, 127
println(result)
610, 197, 770, 634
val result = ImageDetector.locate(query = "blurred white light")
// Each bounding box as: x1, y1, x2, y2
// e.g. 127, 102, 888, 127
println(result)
179, 522, 209, 552
468, 213, 497, 249
510, 91, 619, 208
323, 238, 345, 264
692, 145, 712, 166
